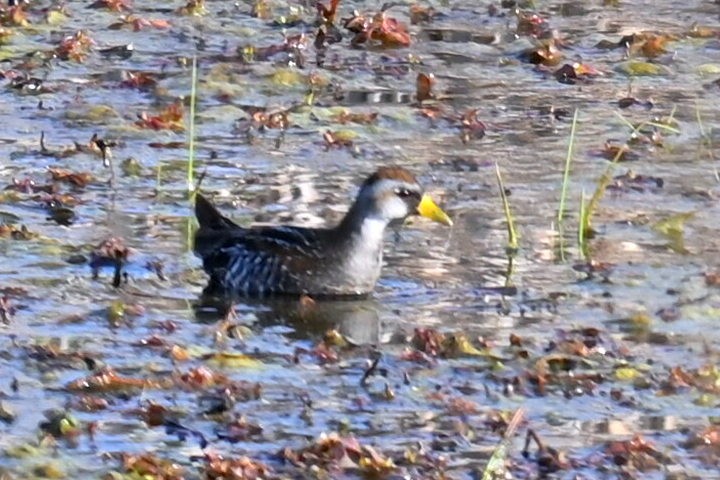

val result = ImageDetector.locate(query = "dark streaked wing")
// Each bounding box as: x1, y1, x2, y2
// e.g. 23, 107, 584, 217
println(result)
201, 226, 326, 297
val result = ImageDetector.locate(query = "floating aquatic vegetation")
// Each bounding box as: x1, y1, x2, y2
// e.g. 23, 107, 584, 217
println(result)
0, 1, 718, 479
135, 101, 185, 131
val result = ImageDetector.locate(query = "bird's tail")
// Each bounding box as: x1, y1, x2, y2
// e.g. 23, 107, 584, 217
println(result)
193, 194, 239, 259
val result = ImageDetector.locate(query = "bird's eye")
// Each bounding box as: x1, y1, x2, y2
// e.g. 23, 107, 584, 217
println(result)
395, 188, 413, 198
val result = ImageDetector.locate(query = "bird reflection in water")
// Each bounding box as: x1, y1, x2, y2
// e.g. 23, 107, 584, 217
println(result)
194, 294, 383, 345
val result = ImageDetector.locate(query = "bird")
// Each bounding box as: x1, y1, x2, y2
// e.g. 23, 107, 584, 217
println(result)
193, 166, 452, 299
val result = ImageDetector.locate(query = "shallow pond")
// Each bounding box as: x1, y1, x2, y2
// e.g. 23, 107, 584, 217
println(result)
1, 0, 720, 478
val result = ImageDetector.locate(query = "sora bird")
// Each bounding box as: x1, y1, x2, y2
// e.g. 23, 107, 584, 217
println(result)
194, 166, 452, 298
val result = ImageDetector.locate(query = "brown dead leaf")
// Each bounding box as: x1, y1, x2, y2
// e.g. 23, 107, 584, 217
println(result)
688, 24, 720, 39
90, 237, 130, 284
311, 341, 339, 364
121, 71, 158, 90
398, 348, 436, 365
445, 396, 480, 416
523, 41, 564, 67
345, 9, 411, 48
66, 367, 158, 392
416, 72, 435, 103
331, 109, 379, 125
554, 63, 601, 84
412, 328, 445, 356
5, 178, 55, 195
0, 295, 15, 323
606, 434, 668, 470
683, 365, 720, 393
69, 395, 110, 412
704, 272, 720, 286
169, 344, 191, 362
660, 366, 701, 394
684, 425, 720, 450
203, 452, 271, 480
138, 401, 169, 427
459, 109, 486, 143
297, 294, 317, 318
639, 35, 668, 58
516, 10, 548, 37
175, 366, 228, 390
1, 5, 28, 27
358, 444, 396, 475
322, 130, 354, 149
47, 167, 93, 187
282, 432, 394, 473
123, 15, 171, 31
409, 4, 435, 25
317, 0, 341, 24
250, 109, 290, 130
137, 335, 167, 348
417, 104, 444, 120
136, 101, 184, 131
177, 0, 206, 16
522, 429, 570, 475
0, 224, 36, 240
608, 170, 664, 193
510, 333, 523, 347
601, 141, 640, 161
89, 0, 133, 11
55, 30, 95, 62
215, 415, 263, 442
121, 453, 184, 480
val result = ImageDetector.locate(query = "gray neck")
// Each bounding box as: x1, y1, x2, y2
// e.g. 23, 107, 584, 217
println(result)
333, 208, 390, 293
336, 197, 390, 252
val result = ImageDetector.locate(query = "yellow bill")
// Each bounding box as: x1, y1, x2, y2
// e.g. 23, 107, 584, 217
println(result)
417, 194, 453, 226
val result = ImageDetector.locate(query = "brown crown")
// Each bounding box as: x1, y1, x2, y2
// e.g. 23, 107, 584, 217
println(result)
363, 166, 418, 187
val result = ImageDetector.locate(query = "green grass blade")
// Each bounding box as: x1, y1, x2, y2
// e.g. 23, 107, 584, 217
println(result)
155, 163, 163, 197
495, 163, 519, 253
578, 189, 587, 259
583, 147, 621, 234
187, 56, 198, 195
557, 108, 579, 226
481, 408, 525, 480
612, 109, 680, 135
696, 101, 706, 138
504, 254, 516, 288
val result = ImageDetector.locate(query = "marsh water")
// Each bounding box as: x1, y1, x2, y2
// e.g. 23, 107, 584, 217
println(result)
1, 0, 720, 478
